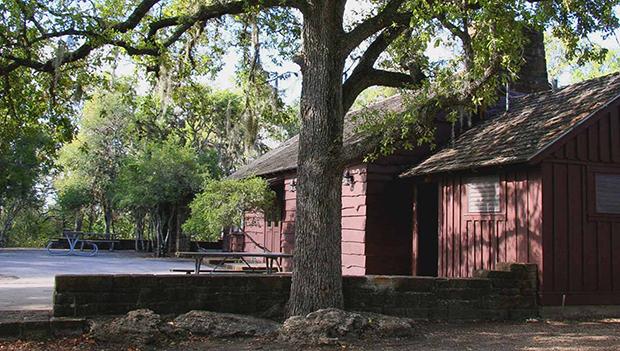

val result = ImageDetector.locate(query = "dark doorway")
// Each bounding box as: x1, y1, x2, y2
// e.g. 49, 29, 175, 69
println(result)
416, 182, 439, 276
264, 182, 284, 253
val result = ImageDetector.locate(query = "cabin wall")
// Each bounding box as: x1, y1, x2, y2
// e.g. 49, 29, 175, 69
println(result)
539, 104, 620, 305
434, 169, 543, 279
340, 165, 370, 275
243, 211, 266, 253
242, 165, 370, 275
280, 177, 296, 271
242, 178, 292, 264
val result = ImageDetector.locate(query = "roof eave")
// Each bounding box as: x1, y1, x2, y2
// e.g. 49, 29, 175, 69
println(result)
527, 91, 620, 165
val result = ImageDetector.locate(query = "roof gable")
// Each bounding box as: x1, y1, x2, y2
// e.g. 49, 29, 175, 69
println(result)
402, 72, 620, 177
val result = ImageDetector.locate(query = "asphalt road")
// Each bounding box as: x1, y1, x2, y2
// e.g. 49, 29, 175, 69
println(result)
0, 249, 196, 310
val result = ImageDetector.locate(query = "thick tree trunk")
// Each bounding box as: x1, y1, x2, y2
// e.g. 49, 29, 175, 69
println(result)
287, 3, 347, 317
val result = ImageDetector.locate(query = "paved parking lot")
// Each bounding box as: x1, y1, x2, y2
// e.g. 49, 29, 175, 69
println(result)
0, 249, 196, 310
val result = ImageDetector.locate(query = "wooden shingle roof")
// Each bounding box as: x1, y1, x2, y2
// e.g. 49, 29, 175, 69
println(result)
402, 72, 620, 177
230, 95, 404, 178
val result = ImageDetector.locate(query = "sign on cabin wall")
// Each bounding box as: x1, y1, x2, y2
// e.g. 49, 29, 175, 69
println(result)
595, 174, 620, 214
466, 176, 501, 213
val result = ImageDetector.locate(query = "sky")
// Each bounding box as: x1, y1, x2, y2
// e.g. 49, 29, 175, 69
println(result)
205, 15, 620, 104
115, 5, 620, 105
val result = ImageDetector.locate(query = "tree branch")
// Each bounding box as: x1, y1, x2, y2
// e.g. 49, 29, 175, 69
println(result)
342, 0, 409, 55
1, 0, 303, 76
342, 24, 423, 111
112, 0, 161, 32
436, 14, 474, 70
343, 69, 420, 112
0, 0, 162, 75
438, 55, 502, 107
149, 0, 306, 43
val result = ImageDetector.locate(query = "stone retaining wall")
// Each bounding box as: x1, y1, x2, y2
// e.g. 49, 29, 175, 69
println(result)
54, 263, 538, 320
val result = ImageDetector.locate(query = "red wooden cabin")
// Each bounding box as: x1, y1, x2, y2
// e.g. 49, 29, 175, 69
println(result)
230, 28, 619, 304
230, 29, 549, 276
231, 95, 452, 274
403, 73, 620, 305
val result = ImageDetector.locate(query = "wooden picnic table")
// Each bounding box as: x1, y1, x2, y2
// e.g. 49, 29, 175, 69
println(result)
176, 251, 293, 274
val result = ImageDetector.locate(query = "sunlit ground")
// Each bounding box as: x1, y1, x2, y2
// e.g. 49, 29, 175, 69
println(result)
0, 249, 196, 310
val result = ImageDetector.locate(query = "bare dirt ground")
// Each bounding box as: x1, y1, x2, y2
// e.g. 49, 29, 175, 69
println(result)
1, 319, 619, 351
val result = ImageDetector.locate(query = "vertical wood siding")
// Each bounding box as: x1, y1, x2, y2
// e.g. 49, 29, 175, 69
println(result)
438, 169, 543, 279
540, 105, 620, 305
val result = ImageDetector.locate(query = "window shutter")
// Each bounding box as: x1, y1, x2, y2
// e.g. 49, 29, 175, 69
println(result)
595, 174, 620, 214
467, 176, 501, 213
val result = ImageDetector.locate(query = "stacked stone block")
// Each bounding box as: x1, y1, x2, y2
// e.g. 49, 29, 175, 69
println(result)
54, 264, 538, 320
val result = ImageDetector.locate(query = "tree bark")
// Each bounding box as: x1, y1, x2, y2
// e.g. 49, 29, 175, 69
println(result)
134, 210, 145, 251
287, 2, 347, 317
87, 206, 96, 232
74, 211, 84, 232
104, 203, 113, 239
0, 201, 20, 247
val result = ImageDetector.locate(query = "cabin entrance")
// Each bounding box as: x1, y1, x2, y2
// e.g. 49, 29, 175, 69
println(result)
264, 183, 284, 253
264, 221, 280, 253
415, 182, 439, 276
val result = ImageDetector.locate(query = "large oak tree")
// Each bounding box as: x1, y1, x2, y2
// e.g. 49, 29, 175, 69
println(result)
1, 0, 618, 315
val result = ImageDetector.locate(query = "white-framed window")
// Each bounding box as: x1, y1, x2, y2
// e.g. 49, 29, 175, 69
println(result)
466, 175, 501, 213
595, 173, 620, 214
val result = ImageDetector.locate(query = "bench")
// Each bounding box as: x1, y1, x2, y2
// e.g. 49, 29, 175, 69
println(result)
176, 251, 292, 275
170, 269, 214, 275
80, 239, 120, 251
48, 238, 120, 250
169, 268, 269, 275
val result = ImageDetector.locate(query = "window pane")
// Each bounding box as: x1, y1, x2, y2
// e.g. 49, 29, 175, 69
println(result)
467, 176, 500, 213
596, 174, 620, 214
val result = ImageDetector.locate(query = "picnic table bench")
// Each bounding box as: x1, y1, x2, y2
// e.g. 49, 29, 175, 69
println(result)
175, 251, 293, 274
46, 230, 119, 256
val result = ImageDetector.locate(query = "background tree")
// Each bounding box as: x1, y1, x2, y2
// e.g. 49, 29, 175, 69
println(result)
115, 139, 204, 256
57, 81, 136, 237
183, 177, 275, 241
1, 0, 618, 315
55, 172, 93, 232
0, 195, 61, 248
546, 35, 620, 83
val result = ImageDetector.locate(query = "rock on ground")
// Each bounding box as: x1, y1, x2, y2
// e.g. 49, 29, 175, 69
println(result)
173, 310, 280, 338
90, 309, 162, 345
279, 308, 417, 345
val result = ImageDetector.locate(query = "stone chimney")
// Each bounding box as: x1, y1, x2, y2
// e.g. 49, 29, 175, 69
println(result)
511, 28, 551, 94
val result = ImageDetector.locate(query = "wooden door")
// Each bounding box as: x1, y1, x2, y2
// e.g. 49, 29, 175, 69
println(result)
415, 182, 439, 277
264, 220, 281, 253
